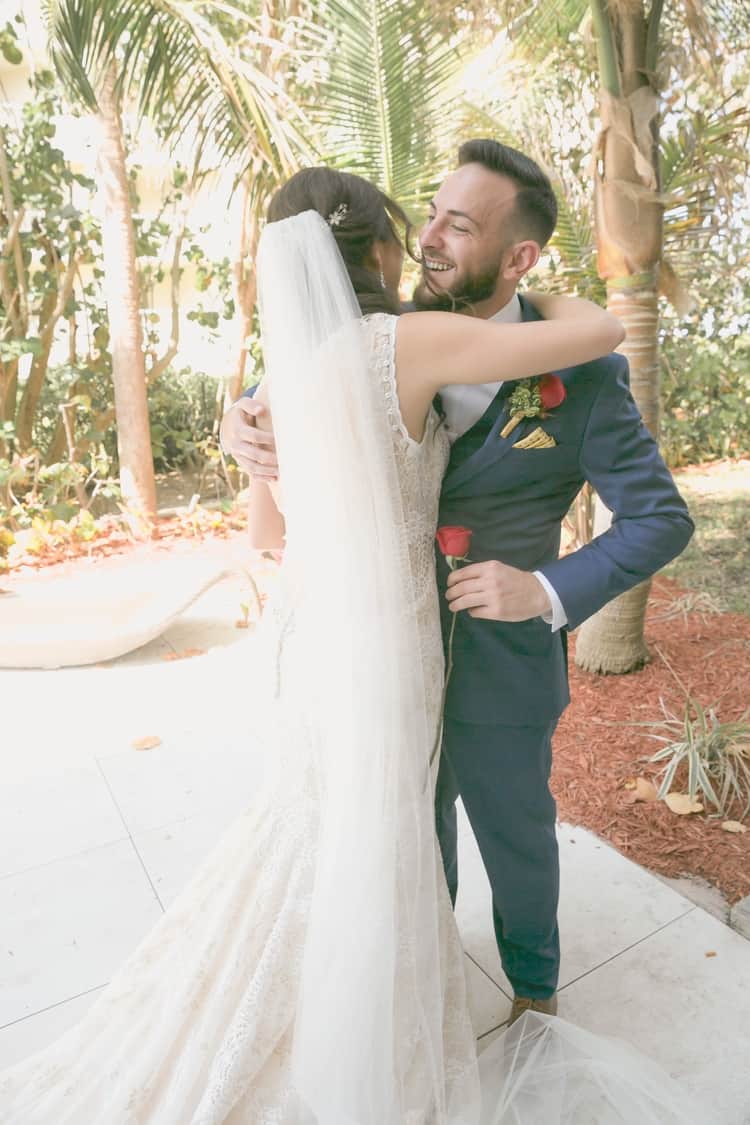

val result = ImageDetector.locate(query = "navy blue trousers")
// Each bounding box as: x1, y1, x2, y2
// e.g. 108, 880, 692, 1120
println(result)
435, 717, 560, 999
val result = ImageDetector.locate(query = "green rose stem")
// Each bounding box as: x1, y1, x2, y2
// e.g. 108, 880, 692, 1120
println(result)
428, 553, 467, 773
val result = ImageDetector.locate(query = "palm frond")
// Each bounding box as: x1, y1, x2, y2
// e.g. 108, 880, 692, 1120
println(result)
551, 190, 604, 298
497, 0, 591, 65
662, 99, 750, 278
308, 0, 466, 209
43, 0, 314, 178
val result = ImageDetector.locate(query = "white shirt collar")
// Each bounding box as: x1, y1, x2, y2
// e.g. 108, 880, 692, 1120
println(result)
489, 293, 523, 325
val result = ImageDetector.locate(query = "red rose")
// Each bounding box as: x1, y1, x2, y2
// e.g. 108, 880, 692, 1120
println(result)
539, 374, 566, 411
436, 526, 473, 559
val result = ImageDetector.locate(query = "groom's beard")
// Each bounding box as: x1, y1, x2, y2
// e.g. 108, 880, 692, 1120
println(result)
412, 264, 501, 312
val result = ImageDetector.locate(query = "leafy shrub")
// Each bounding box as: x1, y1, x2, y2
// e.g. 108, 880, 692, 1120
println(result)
147, 366, 221, 471
660, 330, 750, 468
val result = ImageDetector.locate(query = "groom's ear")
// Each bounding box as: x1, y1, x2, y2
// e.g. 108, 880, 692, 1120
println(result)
501, 239, 541, 283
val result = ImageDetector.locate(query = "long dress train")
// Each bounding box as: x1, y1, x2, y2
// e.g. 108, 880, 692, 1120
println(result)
0, 312, 479, 1123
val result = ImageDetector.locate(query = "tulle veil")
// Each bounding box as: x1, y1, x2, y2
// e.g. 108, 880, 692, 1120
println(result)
257, 209, 475, 1123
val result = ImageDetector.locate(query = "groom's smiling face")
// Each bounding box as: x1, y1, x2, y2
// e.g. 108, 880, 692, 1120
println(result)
414, 163, 539, 314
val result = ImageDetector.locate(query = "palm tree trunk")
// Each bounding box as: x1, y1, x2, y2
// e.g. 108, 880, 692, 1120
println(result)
575, 278, 660, 673
95, 68, 156, 529
575, 0, 664, 674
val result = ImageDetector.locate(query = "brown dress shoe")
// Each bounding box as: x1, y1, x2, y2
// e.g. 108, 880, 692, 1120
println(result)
508, 992, 558, 1027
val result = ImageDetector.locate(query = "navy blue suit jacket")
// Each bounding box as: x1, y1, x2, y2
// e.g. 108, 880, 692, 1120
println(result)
436, 295, 693, 726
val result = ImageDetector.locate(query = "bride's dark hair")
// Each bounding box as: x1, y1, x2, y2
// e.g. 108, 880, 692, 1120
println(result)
266, 168, 410, 315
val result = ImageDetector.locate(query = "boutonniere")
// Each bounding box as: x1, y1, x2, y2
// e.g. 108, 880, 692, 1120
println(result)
499, 374, 566, 440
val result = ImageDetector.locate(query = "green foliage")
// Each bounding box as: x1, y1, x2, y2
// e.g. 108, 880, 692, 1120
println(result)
147, 367, 220, 472
32, 359, 114, 458
1, 61, 237, 529
1, 78, 90, 324
648, 698, 750, 819
660, 331, 750, 467
0, 17, 24, 65
663, 472, 750, 616
0, 447, 120, 532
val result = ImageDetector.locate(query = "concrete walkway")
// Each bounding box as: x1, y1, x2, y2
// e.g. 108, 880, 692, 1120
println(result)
1, 543, 749, 1123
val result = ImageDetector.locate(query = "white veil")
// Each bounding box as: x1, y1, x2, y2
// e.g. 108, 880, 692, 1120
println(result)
257, 210, 465, 1124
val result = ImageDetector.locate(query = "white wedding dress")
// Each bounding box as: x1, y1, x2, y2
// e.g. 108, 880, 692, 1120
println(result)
0, 313, 480, 1124
0, 216, 714, 1125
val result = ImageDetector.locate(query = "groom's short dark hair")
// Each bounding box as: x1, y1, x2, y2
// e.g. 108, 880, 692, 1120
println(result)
458, 139, 557, 248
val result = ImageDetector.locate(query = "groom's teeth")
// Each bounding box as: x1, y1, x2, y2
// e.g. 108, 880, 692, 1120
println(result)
425, 259, 452, 272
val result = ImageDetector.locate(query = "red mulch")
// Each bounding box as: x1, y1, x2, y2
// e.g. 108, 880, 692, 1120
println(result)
553, 575, 750, 904
1, 507, 248, 580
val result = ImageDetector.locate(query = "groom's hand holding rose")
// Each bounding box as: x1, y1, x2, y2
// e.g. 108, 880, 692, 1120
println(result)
446, 560, 552, 622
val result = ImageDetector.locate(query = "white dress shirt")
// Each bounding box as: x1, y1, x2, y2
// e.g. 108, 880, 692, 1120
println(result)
438, 296, 568, 632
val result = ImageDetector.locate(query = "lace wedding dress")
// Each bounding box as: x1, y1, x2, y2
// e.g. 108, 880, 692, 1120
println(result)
0, 313, 480, 1124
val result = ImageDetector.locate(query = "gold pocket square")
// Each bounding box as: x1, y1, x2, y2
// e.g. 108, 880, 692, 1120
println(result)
513, 427, 557, 450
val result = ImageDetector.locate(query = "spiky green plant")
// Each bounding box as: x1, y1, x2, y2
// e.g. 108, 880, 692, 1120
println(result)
647, 698, 750, 819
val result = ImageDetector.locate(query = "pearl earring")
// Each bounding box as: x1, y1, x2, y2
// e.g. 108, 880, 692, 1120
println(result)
379, 269, 386, 289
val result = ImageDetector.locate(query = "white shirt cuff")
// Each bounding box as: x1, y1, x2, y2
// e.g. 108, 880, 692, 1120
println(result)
533, 570, 568, 632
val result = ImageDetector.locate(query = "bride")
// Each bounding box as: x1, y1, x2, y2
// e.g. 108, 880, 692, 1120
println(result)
0, 168, 710, 1124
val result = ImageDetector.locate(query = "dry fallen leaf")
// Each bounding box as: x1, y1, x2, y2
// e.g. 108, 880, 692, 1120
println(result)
664, 792, 704, 815
627, 777, 659, 803
721, 820, 748, 834
132, 735, 162, 751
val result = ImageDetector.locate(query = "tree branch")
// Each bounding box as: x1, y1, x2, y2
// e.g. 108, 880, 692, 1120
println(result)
146, 210, 186, 385
41, 245, 80, 350
15, 246, 81, 449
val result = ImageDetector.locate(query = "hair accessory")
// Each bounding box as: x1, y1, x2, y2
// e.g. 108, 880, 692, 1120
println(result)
327, 203, 349, 228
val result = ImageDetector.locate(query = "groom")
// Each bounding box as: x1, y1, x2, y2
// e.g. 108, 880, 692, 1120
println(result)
220, 140, 693, 1025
